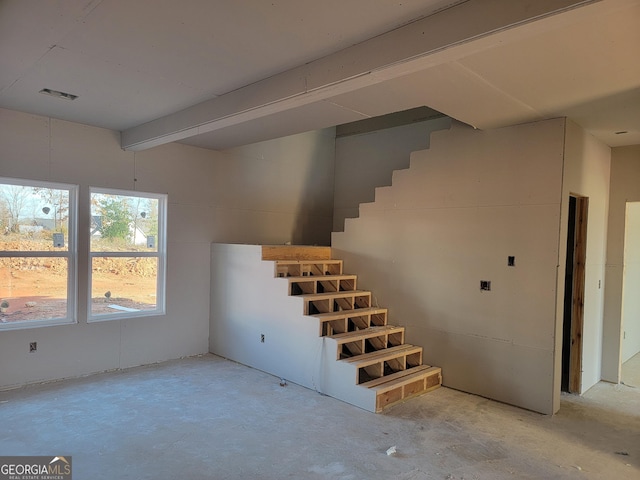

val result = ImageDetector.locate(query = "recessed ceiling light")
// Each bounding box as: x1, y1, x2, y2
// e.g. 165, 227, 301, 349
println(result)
39, 88, 78, 101
614, 131, 628, 135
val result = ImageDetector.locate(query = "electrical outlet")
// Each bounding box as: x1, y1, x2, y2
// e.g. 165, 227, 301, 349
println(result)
260, 334, 265, 343
480, 280, 491, 291
508, 256, 515, 267
29, 342, 37, 353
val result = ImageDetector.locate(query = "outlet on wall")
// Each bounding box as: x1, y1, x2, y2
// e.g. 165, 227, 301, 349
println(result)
29, 342, 37, 353
260, 334, 265, 343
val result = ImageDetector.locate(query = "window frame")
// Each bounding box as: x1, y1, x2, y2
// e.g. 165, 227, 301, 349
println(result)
87, 187, 167, 322
0, 177, 78, 330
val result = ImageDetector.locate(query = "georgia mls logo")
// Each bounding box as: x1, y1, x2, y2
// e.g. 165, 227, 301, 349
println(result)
0, 455, 72, 480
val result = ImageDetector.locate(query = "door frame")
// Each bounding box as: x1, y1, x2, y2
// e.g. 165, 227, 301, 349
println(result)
562, 194, 588, 393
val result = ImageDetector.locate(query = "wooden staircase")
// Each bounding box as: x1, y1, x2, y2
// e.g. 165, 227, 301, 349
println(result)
266, 246, 442, 412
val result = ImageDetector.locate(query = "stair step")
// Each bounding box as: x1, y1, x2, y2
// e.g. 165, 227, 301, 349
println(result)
360, 364, 439, 388
329, 325, 404, 343
309, 307, 388, 336
364, 365, 443, 413
342, 344, 423, 385
275, 259, 343, 277
300, 290, 371, 315
286, 274, 357, 295
343, 344, 422, 367
330, 325, 405, 360
310, 307, 388, 322
286, 274, 356, 282
299, 290, 370, 301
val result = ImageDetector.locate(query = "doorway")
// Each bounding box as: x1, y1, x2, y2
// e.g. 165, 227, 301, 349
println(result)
562, 195, 588, 393
621, 201, 640, 387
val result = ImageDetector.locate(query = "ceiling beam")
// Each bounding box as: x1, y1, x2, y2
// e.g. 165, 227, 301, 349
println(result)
121, 0, 596, 151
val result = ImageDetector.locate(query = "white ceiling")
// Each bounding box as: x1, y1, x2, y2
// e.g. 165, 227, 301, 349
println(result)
1, 0, 639, 150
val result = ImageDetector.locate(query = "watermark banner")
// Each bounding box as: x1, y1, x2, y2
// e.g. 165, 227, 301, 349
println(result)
0, 456, 72, 480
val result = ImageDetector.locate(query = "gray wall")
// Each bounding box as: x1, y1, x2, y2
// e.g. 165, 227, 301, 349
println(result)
603, 145, 640, 380
0, 107, 335, 389
333, 117, 451, 231
333, 119, 567, 414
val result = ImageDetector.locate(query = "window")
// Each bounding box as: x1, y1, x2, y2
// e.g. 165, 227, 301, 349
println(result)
0, 178, 77, 329
89, 188, 166, 321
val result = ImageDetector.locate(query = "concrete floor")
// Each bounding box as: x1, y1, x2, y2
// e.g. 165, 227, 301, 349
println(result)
1, 354, 638, 480
622, 352, 640, 388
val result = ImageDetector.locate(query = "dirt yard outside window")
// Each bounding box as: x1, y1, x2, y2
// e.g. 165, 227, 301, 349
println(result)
0, 237, 157, 324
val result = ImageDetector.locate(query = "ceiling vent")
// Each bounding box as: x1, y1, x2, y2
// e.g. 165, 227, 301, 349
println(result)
39, 88, 78, 101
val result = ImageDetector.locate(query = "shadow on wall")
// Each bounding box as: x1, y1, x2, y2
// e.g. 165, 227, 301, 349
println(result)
291, 129, 336, 246
332, 117, 452, 232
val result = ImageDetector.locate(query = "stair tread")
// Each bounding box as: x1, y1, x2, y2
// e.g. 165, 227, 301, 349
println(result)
362, 365, 440, 389
310, 307, 387, 320
299, 290, 370, 300
285, 274, 356, 282
275, 259, 342, 264
342, 344, 422, 366
329, 325, 404, 342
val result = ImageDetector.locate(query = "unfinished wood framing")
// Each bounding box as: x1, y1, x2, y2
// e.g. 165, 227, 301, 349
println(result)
312, 307, 389, 336
288, 274, 357, 296
570, 196, 588, 393
275, 259, 343, 278
330, 325, 405, 360
262, 245, 331, 261
270, 253, 442, 412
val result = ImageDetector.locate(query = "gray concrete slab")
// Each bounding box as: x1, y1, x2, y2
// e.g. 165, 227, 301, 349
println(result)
0, 354, 638, 479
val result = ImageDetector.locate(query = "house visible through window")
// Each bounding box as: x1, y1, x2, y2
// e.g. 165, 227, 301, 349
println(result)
89, 188, 166, 321
0, 177, 77, 329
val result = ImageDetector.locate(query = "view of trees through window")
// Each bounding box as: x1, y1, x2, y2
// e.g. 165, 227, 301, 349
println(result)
0, 180, 166, 328
89, 189, 165, 319
0, 180, 74, 326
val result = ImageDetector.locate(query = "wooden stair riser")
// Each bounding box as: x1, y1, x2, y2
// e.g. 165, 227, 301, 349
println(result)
372, 367, 442, 413
275, 260, 343, 278
344, 345, 423, 385
332, 326, 405, 360
287, 275, 357, 296
302, 291, 371, 315
358, 352, 423, 384
311, 308, 388, 336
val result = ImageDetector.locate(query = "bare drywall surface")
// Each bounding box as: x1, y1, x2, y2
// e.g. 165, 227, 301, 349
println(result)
209, 244, 322, 387
212, 129, 336, 246
622, 202, 640, 362
333, 117, 451, 231
554, 120, 610, 402
0, 107, 336, 389
209, 244, 378, 411
332, 119, 565, 414
603, 145, 640, 381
